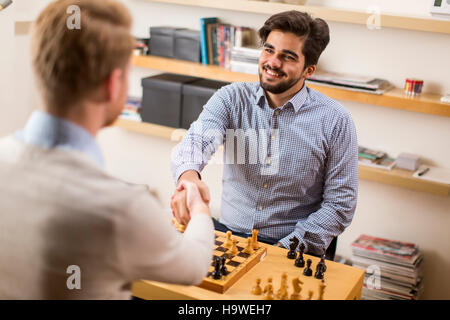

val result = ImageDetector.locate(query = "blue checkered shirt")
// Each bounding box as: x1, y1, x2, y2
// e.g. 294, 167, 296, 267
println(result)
171, 82, 358, 255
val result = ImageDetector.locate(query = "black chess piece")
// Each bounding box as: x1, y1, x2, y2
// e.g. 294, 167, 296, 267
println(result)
294, 243, 305, 268
319, 253, 327, 273
303, 259, 313, 276
287, 236, 299, 259
220, 256, 229, 276
314, 262, 324, 280
211, 256, 222, 280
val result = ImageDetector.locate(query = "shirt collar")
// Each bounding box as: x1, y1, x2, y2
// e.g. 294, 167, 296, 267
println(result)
256, 83, 308, 113
18, 110, 104, 168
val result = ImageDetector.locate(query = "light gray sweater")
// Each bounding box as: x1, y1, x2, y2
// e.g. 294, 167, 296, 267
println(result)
0, 136, 214, 299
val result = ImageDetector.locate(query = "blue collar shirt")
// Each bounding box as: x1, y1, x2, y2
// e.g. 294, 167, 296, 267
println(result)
15, 110, 104, 168
172, 82, 358, 255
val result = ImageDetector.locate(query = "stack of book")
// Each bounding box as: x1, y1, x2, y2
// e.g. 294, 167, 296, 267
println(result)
358, 146, 396, 170
230, 46, 261, 75
351, 235, 424, 300
307, 70, 393, 95
120, 97, 142, 122
200, 17, 253, 68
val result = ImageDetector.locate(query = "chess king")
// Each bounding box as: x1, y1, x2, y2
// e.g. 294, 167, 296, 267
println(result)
171, 10, 358, 260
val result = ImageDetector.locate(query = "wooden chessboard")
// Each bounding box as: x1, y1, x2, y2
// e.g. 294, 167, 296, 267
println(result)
198, 231, 267, 294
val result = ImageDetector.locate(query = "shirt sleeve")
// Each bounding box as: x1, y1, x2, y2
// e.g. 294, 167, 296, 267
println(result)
115, 191, 215, 285
171, 86, 231, 185
278, 112, 359, 255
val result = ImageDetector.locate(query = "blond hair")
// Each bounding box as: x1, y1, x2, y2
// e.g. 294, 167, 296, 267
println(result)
31, 0, 134, 112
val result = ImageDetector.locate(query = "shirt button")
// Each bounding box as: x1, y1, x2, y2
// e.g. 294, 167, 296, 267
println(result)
258, 206, 263, 211
263, 183, 268, 189
274, 110, 280, 116
266, 158, 272, 165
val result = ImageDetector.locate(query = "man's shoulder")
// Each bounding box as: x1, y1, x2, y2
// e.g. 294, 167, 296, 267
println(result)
0, 135, 151, 210
0, 135, 24, 162
306, 86, 352, 119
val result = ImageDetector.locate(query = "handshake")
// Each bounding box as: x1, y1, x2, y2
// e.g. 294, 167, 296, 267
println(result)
170, 170, 211, 225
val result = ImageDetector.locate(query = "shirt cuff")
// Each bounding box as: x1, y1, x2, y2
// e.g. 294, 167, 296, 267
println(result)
173, 165, 202, 186
183, 214, 215, 245
278, 229, 307, 252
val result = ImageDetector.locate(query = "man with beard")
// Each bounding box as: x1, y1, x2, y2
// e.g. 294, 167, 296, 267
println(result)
171, 11, 358, 260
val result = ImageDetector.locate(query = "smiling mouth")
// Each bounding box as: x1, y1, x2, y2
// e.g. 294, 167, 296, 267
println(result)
263, 66, 284, 79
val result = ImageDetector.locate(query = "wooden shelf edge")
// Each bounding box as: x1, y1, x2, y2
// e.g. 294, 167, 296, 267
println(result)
113, 118, 186, 141
145, 0, 450, 35
114, 119, 450, 197
359, 166, 449, 197
132, 55, 450, 117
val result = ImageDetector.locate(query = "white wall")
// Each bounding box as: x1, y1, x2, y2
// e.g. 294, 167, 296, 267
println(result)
1, 0, 449, 299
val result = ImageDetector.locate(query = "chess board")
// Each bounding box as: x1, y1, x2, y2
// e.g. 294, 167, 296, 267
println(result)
198, 231, 267, 294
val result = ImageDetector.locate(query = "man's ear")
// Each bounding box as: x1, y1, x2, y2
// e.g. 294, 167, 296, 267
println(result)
106, 68, 124, 103
303, 65, 316, 79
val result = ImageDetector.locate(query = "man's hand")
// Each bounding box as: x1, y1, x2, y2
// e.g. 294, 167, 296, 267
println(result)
170, 170, 210, 225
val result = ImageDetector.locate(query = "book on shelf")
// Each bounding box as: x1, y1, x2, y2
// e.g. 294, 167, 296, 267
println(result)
307, 70, 393, 95
200, 17, 218, 65
358, 156, 396, 170
358, 146, 386, 160
202, 21, 253, 68
358, 146, 395, 170
230, 46, 261, 75
230, 60, 258, 75
120, 97, 142, 122
206, 22, 218, 66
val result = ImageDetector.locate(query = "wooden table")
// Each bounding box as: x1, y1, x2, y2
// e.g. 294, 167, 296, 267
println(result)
132, 236, 365, 300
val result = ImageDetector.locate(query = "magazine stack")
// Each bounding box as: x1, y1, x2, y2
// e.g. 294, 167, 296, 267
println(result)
358, 146, 396, 170
351, 234, 424, 300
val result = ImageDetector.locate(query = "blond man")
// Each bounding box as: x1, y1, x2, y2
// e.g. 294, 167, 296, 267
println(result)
0, 0, 214, 299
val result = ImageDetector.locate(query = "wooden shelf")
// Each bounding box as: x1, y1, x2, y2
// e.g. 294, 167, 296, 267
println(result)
113, 118, 186, 141
114, 119, 450, 197
145, 0, 450, 35
133, 55, 450, 117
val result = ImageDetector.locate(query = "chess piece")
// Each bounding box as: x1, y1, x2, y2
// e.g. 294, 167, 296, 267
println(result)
287, 236, 299, 259
290, 277, 303, 300
318, 279, 326, 300
263, 278, 274, 300
251, 278, 262, 295
320, 253, 327, 272
226, 239, 238, 255
276, 272, 288, 300
303, 259, 313, 276
263, 278, 273, 294
220, 256, 229, 276
251, 229, 259, 249
171, 218, 186, 233
223, 231, 233, 249
306, 290, 314, 300
242, 237, 254, 254
294, 243, 305, 268
211, 256, 222, 280
314, 261, 324, 280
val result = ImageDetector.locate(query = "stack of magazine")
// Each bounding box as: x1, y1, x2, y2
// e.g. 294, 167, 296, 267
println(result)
351, 235, 424, 300
358, 146, 396, 170
306, 70, 393, 95
120, 97, 142, 122
230, 46, 261, 75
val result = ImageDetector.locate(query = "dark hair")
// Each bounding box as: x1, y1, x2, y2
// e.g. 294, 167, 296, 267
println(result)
258, 11, 330, 68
